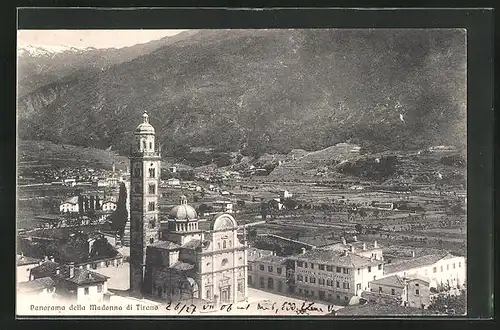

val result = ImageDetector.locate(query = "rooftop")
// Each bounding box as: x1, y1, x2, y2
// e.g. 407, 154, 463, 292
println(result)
17, 254, 41, 266
322, 240, 381, 253
254, 254, 287, 265
290, 249, 381, 268
17, 277, 56, 293
370, 275, 405, 288
30, 261, 109, 285
150, 240, 181, 250
170, 261, 195, 271
181, 239, 202, 250
384, 253, 453, 275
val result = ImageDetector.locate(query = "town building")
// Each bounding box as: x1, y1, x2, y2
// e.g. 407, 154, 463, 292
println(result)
322, 237, 383, 260
59, 196, 79, 213
166, 178, 181, 186
17, 277, 56, 300
288, 247, 384, 305
383, 253, 466, 291
280, 190, 293, 199
248, 252, 289, 294
363, 274, 431, 309
129, 113, 248, 305
27, 261, 110, 303
17, 254, 42, 283
212, 200, 234, 214
101, 200, 118, 212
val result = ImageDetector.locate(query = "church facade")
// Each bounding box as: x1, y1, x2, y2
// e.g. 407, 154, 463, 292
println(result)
129, 112, 248, 304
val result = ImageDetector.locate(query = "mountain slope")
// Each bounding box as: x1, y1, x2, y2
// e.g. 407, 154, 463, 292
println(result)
18, 29, 467, 156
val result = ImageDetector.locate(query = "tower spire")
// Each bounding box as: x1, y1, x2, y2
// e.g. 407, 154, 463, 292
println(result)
142, 112, 149, 124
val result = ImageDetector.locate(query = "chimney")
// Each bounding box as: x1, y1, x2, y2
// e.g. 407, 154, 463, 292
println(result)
301, 247, 306, 255
343, 249, 349, 256
341, 237, 347, 245
350, 245, 355, 253
374, 240, 378, 248
363, 242, 367, 251
21, 252, 24, 257
353, 235, 358, 242
50, 256, 55, 262
44, 256, 48, 261
411, 250, 415, 258
87, 273, 92, 279
55, 267, 60, 275
69, 262, 75, 278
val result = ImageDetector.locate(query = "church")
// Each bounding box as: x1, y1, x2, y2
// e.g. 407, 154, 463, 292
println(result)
129, 112, 248, 304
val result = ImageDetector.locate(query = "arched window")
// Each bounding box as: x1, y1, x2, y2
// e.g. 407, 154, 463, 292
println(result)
221, 258, 228, 267
149, 142, 153, 150
223, 240, 227, 249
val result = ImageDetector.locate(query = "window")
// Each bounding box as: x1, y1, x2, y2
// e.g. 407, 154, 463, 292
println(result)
84, 287, 89, 295
304, 263, 308, 269
149, 142, 152, 150
310, 291, 314, 297
305, 276, 308, 283
447, 264, 449, 271
343, 268, 349, 274
259, 264, 264, 271
319, 264, 325, 271
223, 240, 226, 249
319, 278, 325, 285
149, 219, 156, 229
148, 202, 155, 211
378, 264, 382, 270
440, 266, 443, 272
97, 284, 103, 293
368, 266, 372, 272
416, 289, 420, 295
310, 277, 316, 284
268, 266, 273, 272
379, 287, 383, 293
433, 267, 437, 273
415, 283, 419, 287
336, 281, 340, 288
297, 275, 303, 281
150, 238, 154, 244
149, 167, 156, 178
148, 184, 156, 194
267, 278, 274, 289
326, 265, 333, 272
277, 267, 282, 275
336, 267, 342, 273
297, 261, 303, 267
206, 289, 212, 299
453, 263, 456, 269
391, 288, 395, 295
459, 262, 462, 267
344, 296, 349, 302
310, 263, 314, 269
357, 268, 360, 275
248, 265, 252, 271
298, 288, 303, 294
221, 258, 228, 267
260, 277, 265, 288
343, 282, 349, 289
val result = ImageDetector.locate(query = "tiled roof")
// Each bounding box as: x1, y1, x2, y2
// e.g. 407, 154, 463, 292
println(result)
170, 261, 195, 271
384, 253, 451, 275
335, 302, 437, 316
322, 241, 381, 252
407, 274, 431, 284
182, 239, 202, 250
370, 275, 405, 288
150, 240, 181, 250
62, 196, 79, 205
254, 254, 287, 265
17, 255, 41, 266
247, 248, 274, 262
29, 261, 108, 285
17, 277, 56, 293
30, 261, 59, 277
290, 249, 380, 268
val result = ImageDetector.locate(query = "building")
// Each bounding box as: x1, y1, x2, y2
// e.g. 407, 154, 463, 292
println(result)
129, 113, 248, 304
17, 277, 56, 300
322, 237, 383, 260
101, 200, 118, 212
17, 254, 42, 283
166, 178, 181, 186
383, 253, 466, 291
288, 247, 384, 305
363, 274, 430, 309
248, 252, 289, 294
280, 190, 293, 199
27, 261, 110, 303
60, 196, 79, 213
212, 201, 234, 214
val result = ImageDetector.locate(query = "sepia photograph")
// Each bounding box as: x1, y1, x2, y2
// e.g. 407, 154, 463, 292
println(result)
16, 27, 467, 317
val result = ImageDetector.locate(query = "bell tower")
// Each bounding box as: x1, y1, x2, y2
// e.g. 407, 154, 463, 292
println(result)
129, 112, 161, 295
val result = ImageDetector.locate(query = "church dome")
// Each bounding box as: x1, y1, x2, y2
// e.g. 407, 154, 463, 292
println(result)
168, 195, 198, 220
135, 112, 155, 135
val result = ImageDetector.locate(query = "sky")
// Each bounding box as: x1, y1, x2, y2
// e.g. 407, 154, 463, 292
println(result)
17, 29, 187, 49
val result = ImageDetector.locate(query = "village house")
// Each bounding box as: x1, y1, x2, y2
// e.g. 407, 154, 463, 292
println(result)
363, 274, 431, 309
17, 253, 42, 283
27, 261, 110, 303
288, 246, 384, 305
248, 249, 289, 294
383, 252, 466, 292
17, 277, 57, 300
322, 237, 384, 260
212, 200, 234, 214
101, 200, 118, 212
59, 196, 79, 213
166, 178, 181, 186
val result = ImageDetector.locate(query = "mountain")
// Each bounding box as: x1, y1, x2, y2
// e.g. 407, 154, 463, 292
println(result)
17, 29, 467, 157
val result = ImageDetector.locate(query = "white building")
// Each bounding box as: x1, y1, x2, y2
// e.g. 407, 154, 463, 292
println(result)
17, 254, 42, 283
213, 201, 234, 214
383, 253, 466, 290
280, 190, 293, 199
166, 178, 181, 186
60, 196, 79, 213
101, 200, 118, 212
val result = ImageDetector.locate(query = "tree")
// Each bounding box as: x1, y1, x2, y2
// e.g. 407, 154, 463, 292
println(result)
247, 228, 257, 241
428, 290, 466, 315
